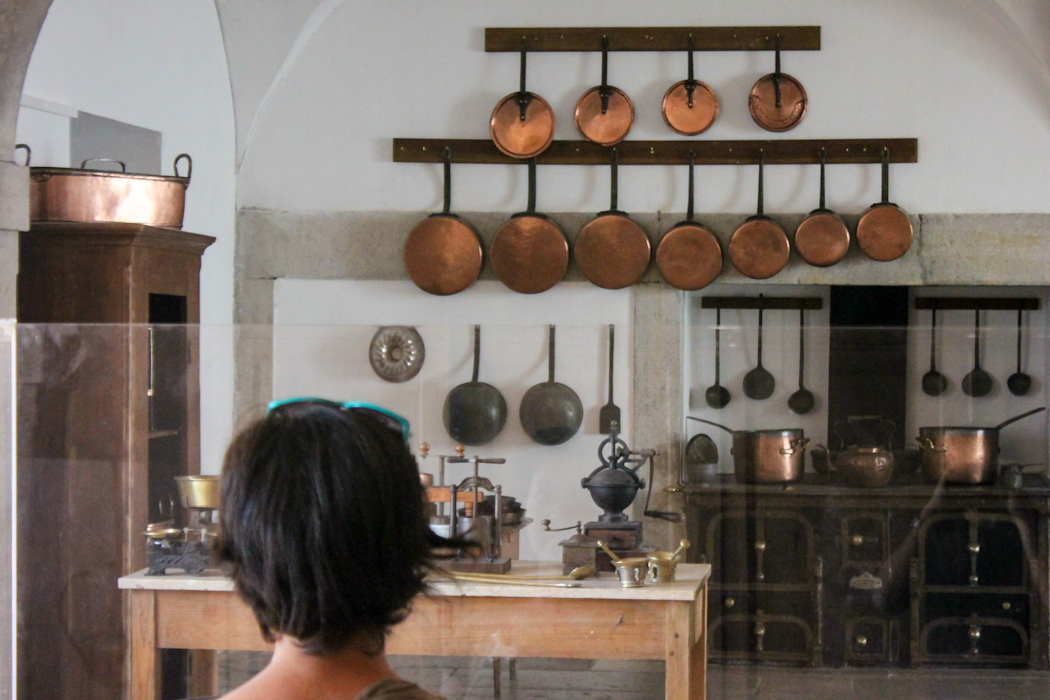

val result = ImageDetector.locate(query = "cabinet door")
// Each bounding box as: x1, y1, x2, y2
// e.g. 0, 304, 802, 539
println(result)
706, 509, 814, 584
710, 590, 817, 662
922, 513, 1030, 588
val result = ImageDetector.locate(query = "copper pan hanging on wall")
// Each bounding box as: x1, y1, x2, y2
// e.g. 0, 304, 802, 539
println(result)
661, 35, 719, 137
490, 45, 555, 159
748, 35, 807, 133
794, 148, 850, 267
403, 148, 483, 295
856, 147, 913, 262
656, 152, 723, 290
728, 151, 790, 279
574, 148, 651, 289
489, 158, 569, 294
575, 36, 634, 146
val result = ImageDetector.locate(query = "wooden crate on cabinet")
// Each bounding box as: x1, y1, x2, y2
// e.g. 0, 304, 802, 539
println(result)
16, 222, 214, 700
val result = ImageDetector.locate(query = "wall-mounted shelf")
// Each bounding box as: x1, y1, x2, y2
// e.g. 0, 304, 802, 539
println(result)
392, 138, 918, 166
914, 297, 1040, 311
485, 26, 820, 52
701, 296, 823, 311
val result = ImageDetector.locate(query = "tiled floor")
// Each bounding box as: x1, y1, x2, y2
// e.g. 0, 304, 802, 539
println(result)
218, 652, 1050, 699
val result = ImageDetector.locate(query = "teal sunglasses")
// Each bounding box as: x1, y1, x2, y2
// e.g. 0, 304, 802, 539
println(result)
267, 397, 410, 443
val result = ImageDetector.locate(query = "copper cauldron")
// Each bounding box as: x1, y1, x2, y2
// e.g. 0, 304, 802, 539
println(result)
916, 407, 1045, 484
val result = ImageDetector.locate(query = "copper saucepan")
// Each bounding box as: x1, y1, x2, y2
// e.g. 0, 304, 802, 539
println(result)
748, 35, 807, 133
656, 153, 722, 290
856, 147, 913, 262
575, 36, 634, 146
490, 47, 555, 159
794, 148, 850, 267
728, 151, 790, 279
403, 148, 483, 296
688, 417, 809, 484
574, 148, 651, 289
490, 159, 569, 294
661, 36, 718, 136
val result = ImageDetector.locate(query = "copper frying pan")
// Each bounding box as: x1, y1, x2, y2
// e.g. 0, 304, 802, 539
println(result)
748, 35, 807, 133
574, 148, 651, 289
575, 36, 634, 146
794, 148, 850, 267
661, 36, 719, 136
656, 153, 723, 290
490, 47, 555, 159
403, 148, 483, 295
490, 159, 569, 294
728, 151, 790, 279
856, 147, 913, 262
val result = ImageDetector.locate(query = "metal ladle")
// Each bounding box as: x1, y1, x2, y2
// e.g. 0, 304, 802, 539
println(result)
1008, 310, 1032, 396
922, 308, 948, 397
742, 296, 775, 400
705, 308, 731, 409
961, 309, 993, 398
787, 308, 814, 414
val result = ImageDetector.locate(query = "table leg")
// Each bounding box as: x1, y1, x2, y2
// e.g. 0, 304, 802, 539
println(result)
188, 650, 218, 697
665, 600, 705, 700
129, 590, 162, 700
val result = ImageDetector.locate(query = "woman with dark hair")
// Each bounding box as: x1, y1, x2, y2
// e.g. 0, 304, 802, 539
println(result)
215, 399, 446, 700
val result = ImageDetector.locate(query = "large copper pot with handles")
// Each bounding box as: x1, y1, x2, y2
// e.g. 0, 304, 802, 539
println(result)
915, 407, 1045, 484
689, 417, 809, 484
28, 153, 192, 228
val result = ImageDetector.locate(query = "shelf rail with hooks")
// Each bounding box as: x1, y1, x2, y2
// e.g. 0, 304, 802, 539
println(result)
914, 297, 1040, 311
392, 138, 918, 166
701, 296, 823, 311
485, 26, 821, 52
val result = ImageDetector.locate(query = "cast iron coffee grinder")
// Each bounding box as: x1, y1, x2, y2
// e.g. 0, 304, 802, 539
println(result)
419, 444, 512, 574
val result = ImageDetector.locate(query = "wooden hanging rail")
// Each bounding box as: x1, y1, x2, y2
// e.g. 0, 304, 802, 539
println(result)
392, 138, 918, 166
485, 26, 821, 52
914, 297, 1040, 311
702, 296, 823, 311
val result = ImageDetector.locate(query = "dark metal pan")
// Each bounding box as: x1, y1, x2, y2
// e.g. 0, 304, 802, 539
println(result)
490, 159, 569, 294
574, 148, 651, 289
794, 148, 849, 267
403, 148, 483, 295
656, 152, 722, 290
490, 46, 555, 159
443, 325, 507, 446
520, 325, 583, 445
661, 36, 718, 136
856, 147, 913, 262
728, 151, 790, 279
575, 36, 634, 146
748, 35, 807, 132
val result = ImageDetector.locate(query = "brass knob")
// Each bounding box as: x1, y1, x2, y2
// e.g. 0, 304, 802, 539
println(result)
969, 574, 980, 586
855, 635, 868, 647
851, 534, 865, 546
755, 622, 766, 636
968, 543, 981, 554
664, 485, 683, 493
755, 541, 766, 551
969, 625, 982, 641
455, 444, 466, 457
724, 597, 735, 609
419, 442, 430, 458
1003, 601, 1012, 611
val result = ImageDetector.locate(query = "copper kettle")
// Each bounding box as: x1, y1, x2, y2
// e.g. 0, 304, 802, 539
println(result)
812, 416, 895, 488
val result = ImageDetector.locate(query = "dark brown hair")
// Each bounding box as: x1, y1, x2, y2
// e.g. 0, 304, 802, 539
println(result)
214, 403, 433, 655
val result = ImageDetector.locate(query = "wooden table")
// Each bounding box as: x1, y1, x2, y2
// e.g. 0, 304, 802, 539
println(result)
119, 561, 710, 700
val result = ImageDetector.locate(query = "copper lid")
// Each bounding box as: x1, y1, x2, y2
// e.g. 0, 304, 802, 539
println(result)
795, 211, 850, 267
657, 223, 723, 290
491, 214, 568, 294
574, 40, 633, 146
490, 92, 555, 159
662, 81, 718, 136
749, 73, 807, 132
729, 217, 790, 279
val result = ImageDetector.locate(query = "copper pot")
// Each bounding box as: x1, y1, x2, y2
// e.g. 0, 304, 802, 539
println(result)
574, 148, 650, 289
916, 407, 1046, 484
29, 153, 191, 228
490, 48, 555, 159
490, 159, 568, 294
794, 148, 850, 267
575, 37, 634, 146
728, 152, 790, 279
655, 153, 722, 290
689, 418, 809, 484
403, 149, 483, 296
856, 148, 913, 262
748, 37, 807, 133
661, 38, 718, 136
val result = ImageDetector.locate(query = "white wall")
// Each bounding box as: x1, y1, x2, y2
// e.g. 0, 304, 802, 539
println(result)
273, 280, 634, 562
16, 0, 237, 469
236, 0, 1050, 215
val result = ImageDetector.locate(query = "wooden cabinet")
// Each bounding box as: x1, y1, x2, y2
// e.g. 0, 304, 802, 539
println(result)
685, 474, 1050, 669
16, 223, 213, 700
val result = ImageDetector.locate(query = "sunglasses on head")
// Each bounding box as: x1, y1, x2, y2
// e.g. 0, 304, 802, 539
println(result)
266, 398, 410, 443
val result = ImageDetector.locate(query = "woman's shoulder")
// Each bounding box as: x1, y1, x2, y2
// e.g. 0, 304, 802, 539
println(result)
355, 678, 445, 700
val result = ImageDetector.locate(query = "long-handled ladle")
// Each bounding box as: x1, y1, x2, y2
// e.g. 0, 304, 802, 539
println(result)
961, 309, 993, 398
922, 308, 948, 397
705, 308, 731, 409
1008, 309, 1032, 396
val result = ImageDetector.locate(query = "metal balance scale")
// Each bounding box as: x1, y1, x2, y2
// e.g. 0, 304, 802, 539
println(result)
144, 475, 220, 576
418, 444, 514, 574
